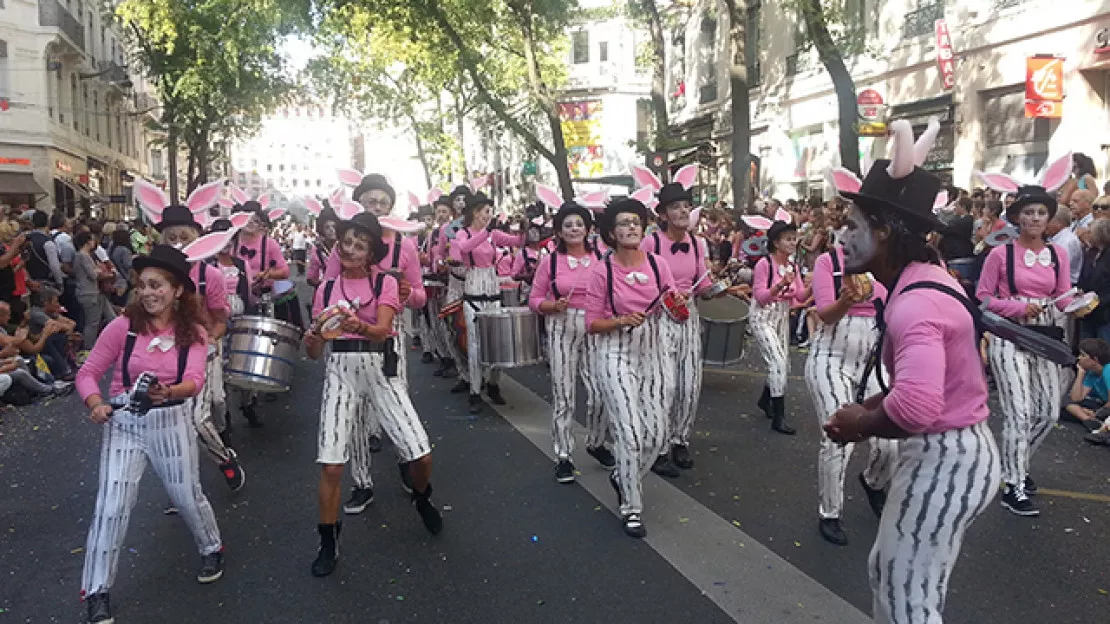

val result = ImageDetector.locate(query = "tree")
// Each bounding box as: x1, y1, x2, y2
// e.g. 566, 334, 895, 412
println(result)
722, 0, 751, 212
629, 0, 670, 152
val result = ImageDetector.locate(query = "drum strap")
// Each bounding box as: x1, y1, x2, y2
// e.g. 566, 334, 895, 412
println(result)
121, 318, 189, 388
461, 227, 476, 267
260, 235, 268, 272
197, 263, 207, 298
830, 249, 843, 298
232, 257, 250, 305
605, 254, 661, 316
1005, 242, 1057, 295
322, 274, 387, 310
390, 234, 402, 269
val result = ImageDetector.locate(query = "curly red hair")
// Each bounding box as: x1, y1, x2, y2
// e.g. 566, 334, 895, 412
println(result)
123, 268, 208, 347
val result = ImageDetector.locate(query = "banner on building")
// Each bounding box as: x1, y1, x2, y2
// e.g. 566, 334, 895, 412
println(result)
1025, 56, 1065, 118
559, 100, 604, 178
935, 20, 956, 90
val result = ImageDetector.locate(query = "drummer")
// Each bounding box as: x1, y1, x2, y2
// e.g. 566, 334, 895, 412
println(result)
232, 201, 297, 326
305, 212, 442, 578
307, 206, 340, 290
509, 212, 553, 300
424, 195, 457, 376
529, 202, 611, 484
437, 187, 472, 380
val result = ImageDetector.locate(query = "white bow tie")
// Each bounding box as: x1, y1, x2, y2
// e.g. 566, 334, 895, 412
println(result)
1024, 248, 1052, 268
625, 271, 650, 285
567, 256, 591, 269
147, 335, 176, 353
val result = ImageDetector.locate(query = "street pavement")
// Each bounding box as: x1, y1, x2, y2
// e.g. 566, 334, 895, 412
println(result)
2, 295, 1110, 623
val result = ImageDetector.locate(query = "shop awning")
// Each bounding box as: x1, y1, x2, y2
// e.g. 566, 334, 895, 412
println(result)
0, 172, 48, 196
56, 177, 91, 198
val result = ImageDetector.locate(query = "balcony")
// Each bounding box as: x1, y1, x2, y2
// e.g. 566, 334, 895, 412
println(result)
38, 0, 85, 54
99, 61, 132, 90
902, 3, 945, 40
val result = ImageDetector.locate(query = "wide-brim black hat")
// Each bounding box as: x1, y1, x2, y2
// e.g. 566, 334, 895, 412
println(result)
656, 183, 693, 213
839, 159, 944, 235
433, 195, 454, 208
336, 212, 388, 263
465, 192, 494, 213
132, 244, 195, 292
352, 174, 396, 206
154, 205, 202, 233
1005, 186, 1058, 223
765, 221, 798, 252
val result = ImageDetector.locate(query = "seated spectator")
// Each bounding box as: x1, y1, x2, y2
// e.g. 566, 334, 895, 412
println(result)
1064, 338, 1110, 432
15, 287, 78, 382
0, 301, 72, 401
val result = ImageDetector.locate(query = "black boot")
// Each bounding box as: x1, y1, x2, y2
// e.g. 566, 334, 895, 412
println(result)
367, 434, 383, 453
757, 385, 772, 419
651, 453, 680, 478
242, 402, 263, 428
433, 357, 450, 377
818, 518, 848, 545
486, 383, 506, 405
468, 393, 484, 414
412, 485, 443, 534
311, 522, 341, 577
450, 379, 469, 394
770, 396, 796, 435
421, 352, 434, 364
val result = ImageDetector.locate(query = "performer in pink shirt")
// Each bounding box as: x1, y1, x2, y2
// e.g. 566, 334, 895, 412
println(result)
825, 120, 1000, 624
438, 188, 471, 380
453, 192, 526, 413
419, 197, 454, 367
530, 202, 611, 484
306, 206, 339, 289
974, 153, 1076, 517
77, 245, 224, 624
586, 198, 680, 538
424, 196, 457, 376
746, 211, 810, 435
232, 201, 293, 320
304, 212, 441, 578
208, 219, 250, 316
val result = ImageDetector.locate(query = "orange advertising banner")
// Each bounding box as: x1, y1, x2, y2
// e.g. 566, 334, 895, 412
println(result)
1025, 56, 1065, 118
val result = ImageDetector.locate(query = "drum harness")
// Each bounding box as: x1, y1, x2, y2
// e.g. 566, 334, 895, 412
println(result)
321, 274, 399, 377
112, 318, 191, 411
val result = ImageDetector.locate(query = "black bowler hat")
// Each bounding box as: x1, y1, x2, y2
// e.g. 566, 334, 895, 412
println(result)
209, 218, 233, 233
433, 195, 453, 208
766, 221, 799, 252
351, 174, 396, 206
655, 183, 693, 213
465, 192, 494, 214
336, 212, 388, 264
133, 244, 195, 292
153, 205, 202, 233
1005, 186, 1058, 223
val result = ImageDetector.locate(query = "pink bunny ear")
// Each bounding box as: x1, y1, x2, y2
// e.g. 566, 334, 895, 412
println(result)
195, 211, 213, 229
582, 189, 610, 204
257, 194, 271, 210
741, 215, 774, 230
183, 231, 236, 263
673, 164, 699, 189
933, 190, 950, 213
230, 185, 250, 205
535, 183, 563, 208
337, 169, 364, 188
266, 208, 285, 221
186, 180, 223, 215
141, 204, 164, 224
380, 216, 426, 234
974, 171, 1021, 193
914, 118, 941, 167
304, 198, 323, 217
645, 199, 658, 212
630, 186, 655, 203
408, 191, 421, 209
229, 213, 253, 229
774, 208, 793, 224
827, 167, 862, 194
217, 198, 234, 210
689, 207, 702, 230
470, 175, 489, 192
329, 188, 345, 205
426, 188, 444, 204
338, 201, 363, 220
134, 179, 168, 215
1039, 152, 1073, 193
886, 120, 915, 180
631, 166, 663, 191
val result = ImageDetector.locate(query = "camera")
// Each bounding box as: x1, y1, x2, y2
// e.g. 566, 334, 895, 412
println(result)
128, 372, 159, 415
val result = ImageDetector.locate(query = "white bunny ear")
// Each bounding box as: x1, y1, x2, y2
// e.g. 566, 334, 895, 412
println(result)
913, 118, 941, 167
304, 198, 323, 217
774, 208, 793, 224
186, 179, 223, 215
408, 191, 421, 209
933, 190, 950, 213
426, 188, 444, 204
582, 189, 610, 204
689, 207, 702, 230
535, 183, 563, 208
141, 203, 164, 224
631, 166, 663, 191
826, 167, 862, 195
338, 201, 363, 220
229, 213, 253, 229
379, 216, 426, 234
230, 185, 250, 205
217, 198, 235, 210
1039, 152, 1073, 193
470, 175, 489, 192
183, 231, 236, 263
257, 194, 271, 210
886, 120, 915, 180
741, 215, 774, 230
630, 186, 655, 203
134, 179, 168, 215
267, 208, 285, 221
673, 164, 699, 189
337, 169, 364, 188
974, 171, 1021, 193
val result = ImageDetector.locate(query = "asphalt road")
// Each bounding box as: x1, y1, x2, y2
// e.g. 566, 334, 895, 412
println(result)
2, 295, 1109, 623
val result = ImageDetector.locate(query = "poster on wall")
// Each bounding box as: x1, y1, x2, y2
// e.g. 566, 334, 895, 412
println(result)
559, 100, 605, 177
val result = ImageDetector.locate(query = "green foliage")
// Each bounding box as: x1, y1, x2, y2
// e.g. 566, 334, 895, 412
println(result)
784, 0, 867, 57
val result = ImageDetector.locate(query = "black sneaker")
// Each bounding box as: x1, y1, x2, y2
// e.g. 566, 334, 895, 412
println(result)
468, 393, 484, 414
86, 591, 112, 623
622, 513, 646, 538
412, 335, 423, 348
398, 462, 414, 495
242, 404, 263, 428
367, 434, 384, 453
450, 380, 470, 394
858, 473, 887, 518
412, 486, 443, 535
196, 551, 224, 583
343, 488, 375, 515
818, 518, 848, 546
218, 453, 245, 492
1000, 485, 1040, 517
1024, 475, 1038, 496
486, 383, 506, 405
586, 446, 616, 470
555, 460, 575, 484
671, 444, 694, 470
650, 454, 680, 479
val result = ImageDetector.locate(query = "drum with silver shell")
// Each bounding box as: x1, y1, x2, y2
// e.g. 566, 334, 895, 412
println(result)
475, 306, 543, 368
696, 295, 750, 367
225, 316, 303, 392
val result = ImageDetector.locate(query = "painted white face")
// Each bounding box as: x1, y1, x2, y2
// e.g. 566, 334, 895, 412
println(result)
1018, 203, 1050, 237
612, 212, 643, 249
243, 212, 265, 237
338, 229, 372, 270
320, 220, 337, 243
160, 225, 199, 249
453, 195, 467, 211
136, 267, 183, 316
775, 231, 799, 257
664, 200, 692, 231
841, 204, 878, 272
559, 214, 587, 246
358, 189, 393, 217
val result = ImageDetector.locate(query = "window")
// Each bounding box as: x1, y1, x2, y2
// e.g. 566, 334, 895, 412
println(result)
316, 179, 322, 187
292, 179, 298, 187
82, 85, 90, 136
267, 164, 273, 172
279, 164, 285, 172
599, 41, 609, 63
572, 31, 589, 64
57, 71, 64, 123
251, 158, 257, 168
304, 180, 310, 188
70, 74, 78, 130
0, 40, 8, 99
151, 149, 164, 178
698, 17, 718, 105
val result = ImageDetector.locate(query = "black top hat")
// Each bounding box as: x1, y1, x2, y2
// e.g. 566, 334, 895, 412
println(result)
465, 192, 494, 213
153, 205, 202, 233
766, 221, 798, 252
433, 195, 453, 208
1005, 186, 1058, 223
335, 212, 388, 264
209, 218, 233, 233
416, 205, 435, 219
352, 174, 396, 206
132, 244, 195, 292
839, 159, 944, 235
656, 183, 693, 213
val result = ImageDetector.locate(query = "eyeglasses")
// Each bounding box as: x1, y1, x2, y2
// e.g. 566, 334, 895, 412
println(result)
615, 218, 642, 228
361, 198, 392, 208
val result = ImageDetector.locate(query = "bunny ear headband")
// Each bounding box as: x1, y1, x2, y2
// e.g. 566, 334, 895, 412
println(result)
974, 151, 1072, 221
740, 208, 793, 232
136, 179, 224, 225
182, 229, 239, 263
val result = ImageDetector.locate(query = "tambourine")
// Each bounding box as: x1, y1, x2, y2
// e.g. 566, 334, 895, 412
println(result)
315, 302, 355, 340
662, 290, 690, 322
702, 279, 730, 298
1065, 292, 1099, 318
742, 236, 768, 257
845, 273, 874, 302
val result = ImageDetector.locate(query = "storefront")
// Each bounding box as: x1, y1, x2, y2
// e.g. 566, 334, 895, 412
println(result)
51, 149, 90, 218
0, 156, 48, 216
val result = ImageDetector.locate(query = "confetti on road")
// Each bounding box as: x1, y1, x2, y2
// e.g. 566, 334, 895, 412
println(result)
70, 547, 83, 554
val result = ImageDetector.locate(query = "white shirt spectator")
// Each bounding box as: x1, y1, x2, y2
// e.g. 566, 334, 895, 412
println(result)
292, 231, 307, 251
1050, 227, 1084, 285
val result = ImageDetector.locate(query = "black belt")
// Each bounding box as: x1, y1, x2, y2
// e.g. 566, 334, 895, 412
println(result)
108, 398, 186, 411
331, 339, 386, 353
463, 294, 500, 302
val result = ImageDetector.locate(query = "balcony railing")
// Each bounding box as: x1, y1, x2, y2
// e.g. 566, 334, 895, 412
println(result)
100, 61, 129, 85
38, 0, 85, 52
902, 3, 945, 39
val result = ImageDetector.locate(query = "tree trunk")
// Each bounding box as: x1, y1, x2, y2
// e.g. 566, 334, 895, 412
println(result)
452, 83, 470, 180
167, 123, 180, 205
799, 0, 860, 174
639, 0, 670, 150
410, 118, 434, 190
724, 0, 751, 212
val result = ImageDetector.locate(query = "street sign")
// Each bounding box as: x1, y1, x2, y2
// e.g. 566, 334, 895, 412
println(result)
648, 152, 666, 171
857, 89, 886, 128
1025, 56, 1065, 118
1024, 100, 1062, 119
521, 161, 537, 176
936, 20, 956, 90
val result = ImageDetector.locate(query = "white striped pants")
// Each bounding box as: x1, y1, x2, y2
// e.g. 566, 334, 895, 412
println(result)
193, 346, 232, 464
421, 293, 446, 357
987, 299, 1062, 491
595, 315, 674, 515
804, 315, 897, 519
868, 421, 1000, 624
317, 351, 431, 467
82, 401, 223, 596
750, 300, 791, 397
547, 309, 606, 459
464, 267, 502, 394
351, 316, 413, 488
443, 272, 468, 382
665, 305, 703, 447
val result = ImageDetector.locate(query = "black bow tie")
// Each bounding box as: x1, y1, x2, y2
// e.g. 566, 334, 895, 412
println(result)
239, 246, 257, 259
671, 241, 690, 254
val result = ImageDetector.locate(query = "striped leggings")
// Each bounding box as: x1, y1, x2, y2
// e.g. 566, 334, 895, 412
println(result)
81, 402, 223, 596
749, 300, 791, 397
869, 421, 999, 624
547, 309, 606, 459
464, 267, 502, 394
665, 305, 703, 447
442, 272, 469, 382
193, 347, 233, 464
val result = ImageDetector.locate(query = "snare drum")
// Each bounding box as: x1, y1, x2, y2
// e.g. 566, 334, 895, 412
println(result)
500, 281, 522, 307
662, 290, 690, 322
225, 316, 303, 392
423, 274, 446, 298
475, 306, 543, 368
696, 295, 750, 367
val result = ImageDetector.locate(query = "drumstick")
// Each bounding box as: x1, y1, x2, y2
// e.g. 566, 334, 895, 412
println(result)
1049, 287, 1077, 306
643, 285, 672, 315
690, 269, 712, 295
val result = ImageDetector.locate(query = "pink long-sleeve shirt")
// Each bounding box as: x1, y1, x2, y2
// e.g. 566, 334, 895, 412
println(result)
584, 252, 676, 329
323, 234, 426, 309
881, 262, 989, 434
77, 316, 208, 401
811, 247, 885, 318
453, 227, 525, 268
312, 271, 401, 339
433, 222, 453, 270
640, 230, 713, 295
235, 233, 288, 289
529, 250, 599, 312
753, 255, 806, 305
192, 263, 230, 314
508, 246, 544, 278
976, 241, 1072, 320
307, 244, 331, 283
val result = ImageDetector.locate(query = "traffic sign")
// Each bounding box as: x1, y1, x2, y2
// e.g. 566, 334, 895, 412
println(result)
856, 89, 886, 122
